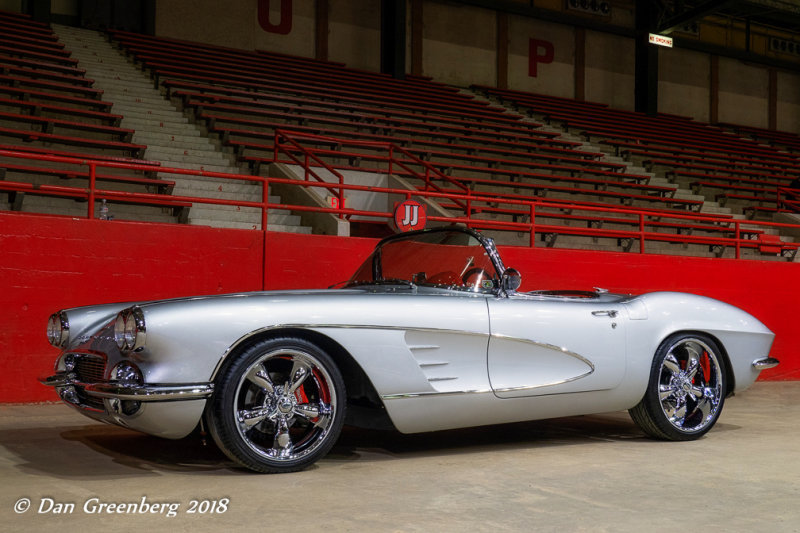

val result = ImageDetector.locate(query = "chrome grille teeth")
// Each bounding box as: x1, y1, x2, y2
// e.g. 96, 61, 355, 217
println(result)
74, 355, 106, 382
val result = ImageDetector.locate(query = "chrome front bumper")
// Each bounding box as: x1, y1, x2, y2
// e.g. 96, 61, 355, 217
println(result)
39, 372, 214, 402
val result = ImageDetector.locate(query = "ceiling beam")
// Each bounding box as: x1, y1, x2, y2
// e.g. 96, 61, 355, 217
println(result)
658, 0, 739, 34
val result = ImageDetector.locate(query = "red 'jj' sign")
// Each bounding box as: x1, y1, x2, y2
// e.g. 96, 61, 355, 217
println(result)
394, 200, 427, 232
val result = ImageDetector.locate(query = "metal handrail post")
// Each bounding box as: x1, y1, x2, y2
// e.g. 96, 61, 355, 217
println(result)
88, 162, 96, 219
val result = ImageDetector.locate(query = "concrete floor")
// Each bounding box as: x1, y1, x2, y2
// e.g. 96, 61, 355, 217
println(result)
1, 382, 798, 533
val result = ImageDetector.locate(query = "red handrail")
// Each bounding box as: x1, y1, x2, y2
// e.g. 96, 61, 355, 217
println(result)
1, 147, 800, 260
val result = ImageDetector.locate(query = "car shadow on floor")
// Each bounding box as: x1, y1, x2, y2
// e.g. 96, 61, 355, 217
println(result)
1, 413, 740, 478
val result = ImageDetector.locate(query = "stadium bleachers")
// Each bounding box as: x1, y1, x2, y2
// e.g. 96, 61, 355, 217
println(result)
475, 86, 800, 223
0, 11, 187, 223
106, 28, 800, 257
1, 8, 798, 259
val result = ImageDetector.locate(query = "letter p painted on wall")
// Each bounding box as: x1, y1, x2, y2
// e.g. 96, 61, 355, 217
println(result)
528, 38, 554, 77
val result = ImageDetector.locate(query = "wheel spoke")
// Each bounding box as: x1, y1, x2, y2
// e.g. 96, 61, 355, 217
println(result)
246, 363, 275, 393
288, 360, 311, 394
294, 402, 320, 420
663, 353, 681, 375
273, 417, 293, 458
669, 402, 688, 426
689, 384, 705, 401
294, 402, 333, 429
696, 394, 715, 420
684, 344, 702, 381
238, 407, 270, 428
659, 384, 677, 402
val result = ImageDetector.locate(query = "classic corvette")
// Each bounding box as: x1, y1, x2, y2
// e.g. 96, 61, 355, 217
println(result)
40, 227, 779, 473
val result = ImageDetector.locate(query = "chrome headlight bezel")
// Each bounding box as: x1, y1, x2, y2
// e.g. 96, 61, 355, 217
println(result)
114, 307, 146, 352
46, 311, 70, 348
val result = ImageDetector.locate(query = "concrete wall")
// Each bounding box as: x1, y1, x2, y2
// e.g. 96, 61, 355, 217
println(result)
584, 30, 635, 111
328, 0, 380, 72
658, 47, 710, 122
507, 15, 574, 97
146, 0, 800, 133
421, 2, 496, 88
777, 71, 800, 133
254, 0, 317, 58
718, 57, 769, 129
0, 0, 21, 12
156, 0, 259, 51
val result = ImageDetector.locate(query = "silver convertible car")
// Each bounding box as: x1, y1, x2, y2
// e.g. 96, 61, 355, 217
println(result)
41, 227, 779, 473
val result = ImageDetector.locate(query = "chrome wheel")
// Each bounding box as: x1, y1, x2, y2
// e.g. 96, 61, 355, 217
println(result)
656, 338, 723, 433
629, 333, 727, 441
209, 338, 345, 473
234, 348, 336, 462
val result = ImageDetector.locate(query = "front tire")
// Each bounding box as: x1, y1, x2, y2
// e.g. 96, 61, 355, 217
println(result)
207, 337, 346, 473
629, 333, 727, 441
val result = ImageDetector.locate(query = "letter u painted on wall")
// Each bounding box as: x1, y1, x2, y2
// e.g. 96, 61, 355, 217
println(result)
258, 0, 293, 35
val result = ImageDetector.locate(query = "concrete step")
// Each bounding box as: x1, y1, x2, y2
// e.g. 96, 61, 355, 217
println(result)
157, 163, 238, 173
133, 134, 216, 150
144, 150, 233, 167
121, 115, 193, 128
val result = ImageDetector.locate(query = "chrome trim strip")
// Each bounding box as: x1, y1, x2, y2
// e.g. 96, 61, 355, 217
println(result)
214, 324, 491, 380
382, 388, 493, 400
752, 357, 780, 370
218, 325, 596, 395
39, 373, 213, 401
492, 373, 592, 393
490, 333, 596, 373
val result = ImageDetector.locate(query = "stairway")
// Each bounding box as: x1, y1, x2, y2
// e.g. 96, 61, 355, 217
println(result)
53, 25, 310, 233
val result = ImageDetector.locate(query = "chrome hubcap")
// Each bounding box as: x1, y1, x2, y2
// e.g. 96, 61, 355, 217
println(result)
234, 348, 336, 462
657, 338, 723, 433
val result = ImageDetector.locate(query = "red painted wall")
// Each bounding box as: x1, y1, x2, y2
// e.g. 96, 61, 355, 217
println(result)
1, 213, 795, 403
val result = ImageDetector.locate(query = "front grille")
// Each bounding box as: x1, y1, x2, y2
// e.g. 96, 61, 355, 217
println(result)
73, 354, 107, 411
74, 354, 106, 382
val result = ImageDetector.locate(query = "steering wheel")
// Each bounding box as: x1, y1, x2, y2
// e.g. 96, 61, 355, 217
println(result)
427, 271, 460, 285
462, 267, 491, 290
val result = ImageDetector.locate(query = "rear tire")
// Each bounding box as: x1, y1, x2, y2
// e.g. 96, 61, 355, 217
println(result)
629, 333, 727, 441
207, 337, 346, 473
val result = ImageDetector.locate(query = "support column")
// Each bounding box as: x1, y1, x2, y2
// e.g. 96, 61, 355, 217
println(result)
496, 12, 508, 89
381, 0, 407, 79
28, 0, 52, 23
634, 2, 658, 115
410, 0, 423, 77
574, 28, 585, 102
709, 55, 719, 124
768, 68, 777, 131
315, 0, 329, 61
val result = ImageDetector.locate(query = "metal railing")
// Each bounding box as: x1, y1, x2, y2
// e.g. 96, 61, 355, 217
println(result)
1, 140, 800, 260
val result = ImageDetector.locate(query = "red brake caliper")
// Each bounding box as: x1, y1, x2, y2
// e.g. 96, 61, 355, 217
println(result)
700, 351, 711, 384
294, 369, 329, 423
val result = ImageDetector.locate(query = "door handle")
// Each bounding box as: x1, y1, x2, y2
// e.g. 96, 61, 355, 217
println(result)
592, 310, 618, 318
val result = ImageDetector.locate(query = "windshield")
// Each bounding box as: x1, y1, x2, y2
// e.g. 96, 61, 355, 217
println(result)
347, 228, 501, 293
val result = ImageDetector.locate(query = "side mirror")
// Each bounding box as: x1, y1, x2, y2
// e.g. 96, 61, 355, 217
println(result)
501, 268, 522, 292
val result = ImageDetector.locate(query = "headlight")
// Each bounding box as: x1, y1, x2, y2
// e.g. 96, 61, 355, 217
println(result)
114, 307, 146, 351
46, 312, 69, 348
111, 361, 143, 385
109, 362, 144, 416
